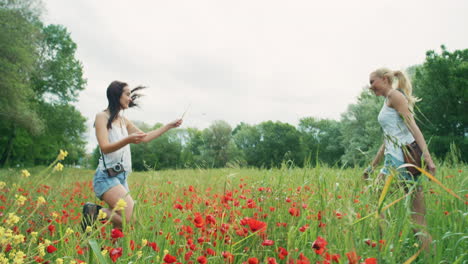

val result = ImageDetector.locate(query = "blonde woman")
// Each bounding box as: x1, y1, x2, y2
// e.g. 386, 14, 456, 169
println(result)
364, 68, 435, 250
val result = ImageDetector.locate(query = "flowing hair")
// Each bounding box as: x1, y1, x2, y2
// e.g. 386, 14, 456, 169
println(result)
105, 81, 146, 129
372, 68, 420, 111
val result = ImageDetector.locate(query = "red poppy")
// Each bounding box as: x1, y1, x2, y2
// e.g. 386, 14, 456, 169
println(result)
109, 247, 123, 263
111, 228, 124, 239
312, 236, 328, 255
46, 245, 57, 253
277, 247, 288, 260
364, 258, 377, 264
206, 214, 216, 225
346, 251, 360, 264
289, 207, 300, 217
241, 218, 267, 233
248, 257, 259, 264
262, 239, 275, 246
299, 224, 309, 232
48, 224, 56, 235
148, 242, 159, 252
194, 213, 205, 228
163, 254, 177, 263
222, 251, 234, 263
267, 257, 278, 264
197, 256, 207, 264
206, 248, 216, 256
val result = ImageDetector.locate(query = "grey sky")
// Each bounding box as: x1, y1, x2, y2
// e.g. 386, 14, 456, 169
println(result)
42, 0, 468, 152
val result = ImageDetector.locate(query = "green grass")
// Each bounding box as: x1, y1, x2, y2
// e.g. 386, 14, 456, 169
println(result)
0, 164, 466, 264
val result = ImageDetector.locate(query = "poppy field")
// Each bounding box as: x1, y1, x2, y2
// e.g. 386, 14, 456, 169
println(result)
0, 155, 466, 264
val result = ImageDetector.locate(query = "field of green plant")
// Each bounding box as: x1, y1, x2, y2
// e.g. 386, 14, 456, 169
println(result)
0, 160, 466, 264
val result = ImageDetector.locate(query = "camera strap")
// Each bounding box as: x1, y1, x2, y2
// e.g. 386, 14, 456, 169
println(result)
99, 148, 124, 170
100, 117, 125, 170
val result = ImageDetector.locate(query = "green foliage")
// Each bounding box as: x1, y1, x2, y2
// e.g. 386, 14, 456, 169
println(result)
340, 88, 383, 166
0, 4, 43, 134
0, 1, 87, 167
298, 117, 344, 166
200, 120, 243, 168
131, 123, 183, 170
412, 46, 468, 162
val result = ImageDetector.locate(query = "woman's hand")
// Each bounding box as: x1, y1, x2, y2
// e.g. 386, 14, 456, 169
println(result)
128, 132, 147, 144
167, 119, 183, 129
426, 159, 436, 176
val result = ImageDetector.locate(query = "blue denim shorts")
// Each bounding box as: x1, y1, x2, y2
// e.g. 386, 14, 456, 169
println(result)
380, 154, 416, 182
93, 169, 130, 200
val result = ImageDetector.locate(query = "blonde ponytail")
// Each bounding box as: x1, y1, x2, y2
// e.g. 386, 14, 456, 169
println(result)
393, 70, 420, 111
371, 68, 420, 111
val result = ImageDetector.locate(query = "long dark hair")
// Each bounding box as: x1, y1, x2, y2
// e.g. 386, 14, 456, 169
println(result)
106, 81, 146, 129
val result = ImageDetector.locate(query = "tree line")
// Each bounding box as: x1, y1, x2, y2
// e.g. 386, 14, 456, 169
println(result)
1, 1, 466, 170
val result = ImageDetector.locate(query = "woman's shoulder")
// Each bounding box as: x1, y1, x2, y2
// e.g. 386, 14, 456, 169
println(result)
95, 111, 110, 124
388, 89, 408, 104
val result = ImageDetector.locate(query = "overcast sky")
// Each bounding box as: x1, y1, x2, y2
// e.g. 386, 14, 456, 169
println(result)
42, 0, 468, 152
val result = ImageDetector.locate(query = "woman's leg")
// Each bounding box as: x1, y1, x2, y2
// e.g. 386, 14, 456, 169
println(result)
101, 184, 134, 229
411, 186, 432, 251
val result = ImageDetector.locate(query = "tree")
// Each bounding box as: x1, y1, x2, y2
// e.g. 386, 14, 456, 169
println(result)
340, 88, 383, 167
298, 117, 344, 166
412, 46, 468, 162
233, 122, 261, 166
131, 122, 183, 170
256, 121, 302, 168
0, 3, 44, 165
0, 2, 87, 166
200, 120, 242, 168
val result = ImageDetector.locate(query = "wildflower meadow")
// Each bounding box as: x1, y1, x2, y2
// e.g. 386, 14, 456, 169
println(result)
0, 151, 466, 264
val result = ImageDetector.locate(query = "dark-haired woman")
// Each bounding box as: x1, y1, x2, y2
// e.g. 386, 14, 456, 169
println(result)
82, 81, 182, 230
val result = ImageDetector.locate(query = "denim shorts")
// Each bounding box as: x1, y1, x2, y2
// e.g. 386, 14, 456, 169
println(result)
93, 169, 130, 200
380, 154, 416, 182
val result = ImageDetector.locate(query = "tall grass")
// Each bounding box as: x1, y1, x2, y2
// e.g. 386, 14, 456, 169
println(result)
0, 162, 466, 263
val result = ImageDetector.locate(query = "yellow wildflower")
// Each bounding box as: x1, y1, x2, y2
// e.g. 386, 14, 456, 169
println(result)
101, 249, 108, 256
37, 196, 46, 205
58, 149, 68, 161
55, 258, 64, 264
6, 213, 20, 226
15, 195, 27, 206
44, 239, 51, 246
0, 253, 8, 263
69, 261, 76, 264
12, 250, 25, 264
0, 181, 5, 189
21, 169, 30, 178
163, 249, 169, 255
136, 251, 143, 258
114, 199, 127, 211
98, 209, 107, 220
31, 232, 38, 238
53, 163, 64, 172
141, 239, 148, 247
38, 243, 46, 257
52, 212, 59, 219
65, 228, 74, 236
12, 234, 24, 245
85, 226, 92, 233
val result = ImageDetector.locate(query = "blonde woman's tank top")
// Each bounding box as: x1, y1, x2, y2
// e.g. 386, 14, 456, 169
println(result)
377, 98, 414, 162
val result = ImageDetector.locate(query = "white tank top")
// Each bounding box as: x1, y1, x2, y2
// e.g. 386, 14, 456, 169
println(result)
97, 114, 132, 172
377, 97, 415, 162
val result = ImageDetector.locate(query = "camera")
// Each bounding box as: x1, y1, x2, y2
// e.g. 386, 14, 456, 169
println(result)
107, 162, 125, 177
113, 163, 124, 173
